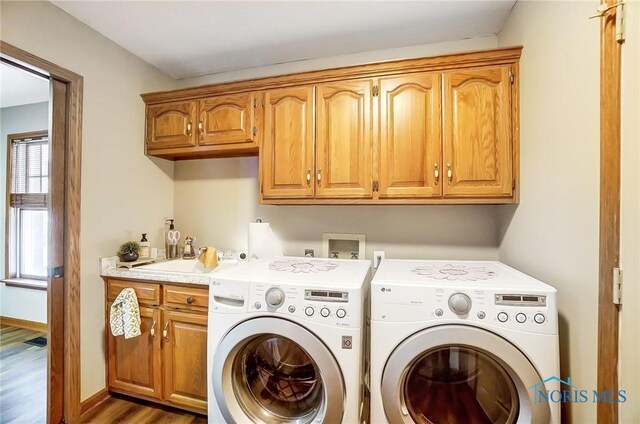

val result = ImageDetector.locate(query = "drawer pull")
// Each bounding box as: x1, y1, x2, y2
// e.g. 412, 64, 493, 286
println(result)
186, 296, 194, 305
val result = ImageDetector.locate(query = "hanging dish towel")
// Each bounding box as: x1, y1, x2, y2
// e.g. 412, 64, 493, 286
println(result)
110, 288, 142, 339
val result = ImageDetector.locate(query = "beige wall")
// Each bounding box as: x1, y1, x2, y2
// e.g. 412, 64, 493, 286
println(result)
497, 0, 639, 422
0, 1, 177, 400
619, 1, 640, 422
173, 37, 503, 265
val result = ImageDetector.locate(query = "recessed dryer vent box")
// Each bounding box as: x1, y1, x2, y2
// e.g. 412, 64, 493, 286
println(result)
322, 233, 366, 260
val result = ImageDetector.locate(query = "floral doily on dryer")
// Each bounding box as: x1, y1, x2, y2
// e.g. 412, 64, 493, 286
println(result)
269, 259, 339, 274
411, 263, 496, 281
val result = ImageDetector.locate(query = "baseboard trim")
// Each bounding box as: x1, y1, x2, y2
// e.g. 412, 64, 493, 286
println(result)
0, 316, 47, 332
80, 388, 110, 417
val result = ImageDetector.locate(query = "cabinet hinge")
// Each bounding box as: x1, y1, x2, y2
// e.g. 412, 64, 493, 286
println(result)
253, 127, 257, 136
373, 180, 379, 192
509, 70, 514, 85
512, 179, 516, 191
372, 85, 379, 97
613, 268, 622, 305
253, 99, 257, 108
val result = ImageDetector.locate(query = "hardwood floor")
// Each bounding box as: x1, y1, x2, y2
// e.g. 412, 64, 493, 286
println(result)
0, 324, 47, 424
81, 395, 207, 424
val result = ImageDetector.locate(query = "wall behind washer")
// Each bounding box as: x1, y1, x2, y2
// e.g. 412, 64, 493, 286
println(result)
173, 37, 503, 263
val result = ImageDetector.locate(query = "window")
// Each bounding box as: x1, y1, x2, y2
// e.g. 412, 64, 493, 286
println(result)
6, 131, 49, 280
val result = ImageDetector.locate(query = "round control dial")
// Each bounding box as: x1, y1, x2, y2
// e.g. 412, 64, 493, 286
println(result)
534, 313, 546, 324
265, 287, 285, 308
320, 308, 330, 317
336, 308, 346, 319
497, 312, 509, 322
516, 313, 527, 323
448, 293, 472, 315
305, 306, 314, 317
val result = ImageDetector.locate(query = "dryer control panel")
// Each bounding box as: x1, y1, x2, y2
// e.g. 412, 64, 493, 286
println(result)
371, 282, 557, 335
248, 283, 362, 329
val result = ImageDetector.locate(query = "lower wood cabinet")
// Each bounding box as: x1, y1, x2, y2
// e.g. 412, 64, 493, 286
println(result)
105, 279, 208, 415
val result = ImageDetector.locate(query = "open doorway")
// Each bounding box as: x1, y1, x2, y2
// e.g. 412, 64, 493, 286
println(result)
0, 60, 50, 423
0, 41, 83, 424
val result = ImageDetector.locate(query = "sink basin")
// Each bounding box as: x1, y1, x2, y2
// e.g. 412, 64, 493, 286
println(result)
131, 259, 216, 275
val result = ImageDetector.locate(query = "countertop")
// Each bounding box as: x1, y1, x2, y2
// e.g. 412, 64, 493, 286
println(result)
99, 256, 219, 286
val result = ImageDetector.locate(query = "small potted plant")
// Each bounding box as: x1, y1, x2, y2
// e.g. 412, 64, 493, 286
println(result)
117, 241, 140, 262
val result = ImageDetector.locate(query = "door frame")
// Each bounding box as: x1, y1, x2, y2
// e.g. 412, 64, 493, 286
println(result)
596, 0, 624, 422
0, 41, 83, 424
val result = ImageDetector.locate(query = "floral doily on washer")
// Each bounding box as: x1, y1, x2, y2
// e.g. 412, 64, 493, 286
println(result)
269, 259, 339, 274
411, 263, 496, 281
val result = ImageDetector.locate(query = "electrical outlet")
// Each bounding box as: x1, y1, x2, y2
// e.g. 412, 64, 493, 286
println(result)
373, 251, 385, 269
304, 249, 315, 257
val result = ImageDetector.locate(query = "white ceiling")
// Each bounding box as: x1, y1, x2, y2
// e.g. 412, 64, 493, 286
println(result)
0, 63, 49, 108
52, 1, 516, 80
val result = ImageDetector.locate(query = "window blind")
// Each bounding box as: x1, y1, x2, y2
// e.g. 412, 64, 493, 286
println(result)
10, 135, 49, 208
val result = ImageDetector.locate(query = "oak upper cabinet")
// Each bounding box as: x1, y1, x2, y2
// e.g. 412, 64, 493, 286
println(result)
162, 310, 208, 412
316, 80, 373, 198
198, 93, 258, 147
261, 86, 315, 199
442, 66, 513, 198
107, 305, 162, 399
146, 101, 197, 150
378, 73, 442, 198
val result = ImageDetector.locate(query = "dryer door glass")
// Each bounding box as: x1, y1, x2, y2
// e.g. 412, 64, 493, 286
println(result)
403, 346, 519, 424
232, 335, 324, 423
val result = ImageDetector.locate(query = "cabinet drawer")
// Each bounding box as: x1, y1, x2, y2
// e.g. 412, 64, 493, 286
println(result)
163, 285, 208, 311
107, 279, 160, 306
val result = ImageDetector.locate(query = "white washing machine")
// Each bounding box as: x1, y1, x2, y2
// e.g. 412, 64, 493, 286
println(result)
208, 256, 371, 424
370, 260, 560, 424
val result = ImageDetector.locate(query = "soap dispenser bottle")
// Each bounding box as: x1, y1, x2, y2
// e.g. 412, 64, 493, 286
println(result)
139, 233, 150, 258
166, 219, 180, 259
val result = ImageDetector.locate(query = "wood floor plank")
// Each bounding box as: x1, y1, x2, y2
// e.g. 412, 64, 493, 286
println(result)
0, 324, 47, 424
81, 395, 207, 424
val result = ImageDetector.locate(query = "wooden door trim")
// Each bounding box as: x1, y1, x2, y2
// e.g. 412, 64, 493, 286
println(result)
597, 0, 623, 422
0, 41, 83, 424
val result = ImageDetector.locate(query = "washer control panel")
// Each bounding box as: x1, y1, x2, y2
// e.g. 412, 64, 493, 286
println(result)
249, 283, 360, 328
372, 282, 557, 335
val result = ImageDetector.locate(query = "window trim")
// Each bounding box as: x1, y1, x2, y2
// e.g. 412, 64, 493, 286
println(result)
5, 130, 48, 282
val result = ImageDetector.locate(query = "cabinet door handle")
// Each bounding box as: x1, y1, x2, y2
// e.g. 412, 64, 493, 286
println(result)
186, 296, 194, 304
306, 169, 311, 187
186, 122, 192, 136
198, 121, 204, 137
162, 322, 169, 341
150, 320, 157, 339
317, 169, 322, 187
447, 163, 453, 184
434, 163, 440, 185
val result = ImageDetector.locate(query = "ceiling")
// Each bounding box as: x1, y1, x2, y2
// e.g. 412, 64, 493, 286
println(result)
0, 63, 50, 108
53, 1, 516, 80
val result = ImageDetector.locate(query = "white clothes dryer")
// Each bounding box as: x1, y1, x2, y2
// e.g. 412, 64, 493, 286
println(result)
370, 260, 560, 424
208, 257, 371, 424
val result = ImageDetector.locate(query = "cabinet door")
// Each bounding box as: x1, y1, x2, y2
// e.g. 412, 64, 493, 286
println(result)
443, 66, 513, 197
146, 101, 197, 150
316, 81, 373, 198
261, 87, 315, 199
378, 73, 442, 198
162, 310, 208, 413
198, 93, 257, 147
108, 305, 162, 399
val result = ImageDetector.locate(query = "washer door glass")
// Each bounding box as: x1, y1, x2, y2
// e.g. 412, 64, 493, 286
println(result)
233, 335, 324, 423
404, 346, 519, 424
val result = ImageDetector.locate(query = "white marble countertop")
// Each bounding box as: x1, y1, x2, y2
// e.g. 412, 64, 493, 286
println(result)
99, 257, 216, 286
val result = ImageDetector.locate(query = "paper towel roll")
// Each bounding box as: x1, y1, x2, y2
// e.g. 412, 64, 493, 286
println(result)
248, 222, 283, 260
